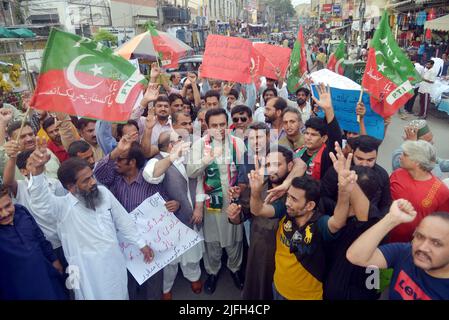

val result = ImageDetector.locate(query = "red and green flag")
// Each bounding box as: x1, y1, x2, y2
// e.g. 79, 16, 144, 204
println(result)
287, 26, 308, 93
148, 23, 186, 69
327, 39, 345, 75
362, 11, 421, 118
31, 28, 146, 122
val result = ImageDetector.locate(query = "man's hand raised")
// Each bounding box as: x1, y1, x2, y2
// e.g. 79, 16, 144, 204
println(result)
28, 137, 50, 176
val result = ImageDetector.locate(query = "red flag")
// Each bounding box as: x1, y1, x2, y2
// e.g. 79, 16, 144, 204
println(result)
287, 26, 308, 93
252, 43, 291, 79
31, 29, 146, 122
361, 12, 421, 118
200, 35, 252, 84
297, 27, 308, 75
250, 46, 265, 90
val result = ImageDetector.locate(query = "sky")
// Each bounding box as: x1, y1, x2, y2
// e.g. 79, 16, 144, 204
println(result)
291, 0, 311, 6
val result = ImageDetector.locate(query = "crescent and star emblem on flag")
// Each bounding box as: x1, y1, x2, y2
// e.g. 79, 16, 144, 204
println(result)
66, 54, 103, 90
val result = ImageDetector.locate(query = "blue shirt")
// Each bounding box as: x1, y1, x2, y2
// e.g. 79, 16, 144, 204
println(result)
0, 205, 67, 300
379, 243, 449, 300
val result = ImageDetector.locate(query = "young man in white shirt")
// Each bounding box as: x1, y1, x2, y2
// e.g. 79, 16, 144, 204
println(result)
417, 60, 437, 119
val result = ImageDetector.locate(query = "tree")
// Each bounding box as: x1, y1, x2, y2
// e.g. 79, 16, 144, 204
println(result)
93, 29, 117, 47
262, 0, 296, 28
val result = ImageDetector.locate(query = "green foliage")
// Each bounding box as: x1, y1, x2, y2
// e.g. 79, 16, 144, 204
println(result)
265, 0, 296, 18
93, 29, 117, 47
143, 20, 157, 32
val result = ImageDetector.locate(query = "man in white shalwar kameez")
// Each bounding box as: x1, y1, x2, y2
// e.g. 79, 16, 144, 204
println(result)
187, 108, 246, 295
27, 139, 154, 300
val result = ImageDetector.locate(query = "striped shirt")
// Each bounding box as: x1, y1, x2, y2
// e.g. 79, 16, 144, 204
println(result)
94, 155, 167, 212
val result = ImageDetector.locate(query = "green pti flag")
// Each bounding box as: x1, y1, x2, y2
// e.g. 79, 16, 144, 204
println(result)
30, 28, 146, 122
362, 11, 421, 117
287, 26, 308, 94
327, 39, 345, 75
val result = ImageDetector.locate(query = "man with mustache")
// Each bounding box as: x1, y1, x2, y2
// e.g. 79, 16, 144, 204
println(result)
279, 107, 304, 151
56, 114, 104, 162
1, 121, 60, 180
347, 200, 449, 300
94, 132, 173, 299
247, 155, 355, 299
295, 87, 312, 123
43, 117, 69, 163
0, 185, 67, 300
27, 138, 154, 300
228, 145, 303, 299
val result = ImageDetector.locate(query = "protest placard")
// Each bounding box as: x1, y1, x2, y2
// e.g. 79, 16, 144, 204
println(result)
253, 43, 291, 79
312, 85, 385, 140
200, 35, 252, 84
119, 193, 203, 285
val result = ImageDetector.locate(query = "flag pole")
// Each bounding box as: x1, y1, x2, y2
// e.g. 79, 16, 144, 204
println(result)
15, 107, 32, 143
357, 87, 364, 123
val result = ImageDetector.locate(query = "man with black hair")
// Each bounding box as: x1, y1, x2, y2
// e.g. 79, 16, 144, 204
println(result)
321, 136, 392, 217
264, 97, 288, 143
293, 83, 342, 181
187, 107, 246, 295
27, 143, 155, 300
170, 72, 182, 90
228, 145, 297, 300
347, 202, 449, 300
230, 105, 253, 142
226, 89, 239, 110
323, 146, 387, 300
253, 87, 278, 122
67, 140, 96, 169
417, 60, 436, 119
172, 111, 193, 140
168, 93, 184, 114
94, 132, 171, 300
0, 185, 67, 300
248, 156, 356, 299
295, 87, 312, 123
56, 115, 104, 162
2, 140, 66, 252
204, 90, 221, 109
43, 117, 69, 163
280, 107, 304, 151
1, 121, 61, 180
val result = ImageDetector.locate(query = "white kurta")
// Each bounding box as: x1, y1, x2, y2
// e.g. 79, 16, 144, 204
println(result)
28, 173, 146, 300
186, 136, 245, 247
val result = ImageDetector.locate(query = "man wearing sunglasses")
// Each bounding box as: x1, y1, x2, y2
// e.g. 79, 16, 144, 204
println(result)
230, 105, 253, 143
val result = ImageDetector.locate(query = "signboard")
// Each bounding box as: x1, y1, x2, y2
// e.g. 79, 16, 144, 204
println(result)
344, 61, 366, 85
119, 193, 204, 285
104, 27, 136, 46
312, 85, 385, 140
200, 35, 252, 84
333, 4, 341, 15
323, 4, 333, 12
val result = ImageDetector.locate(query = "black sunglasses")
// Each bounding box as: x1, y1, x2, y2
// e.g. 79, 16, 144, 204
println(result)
232, 117, 247, 123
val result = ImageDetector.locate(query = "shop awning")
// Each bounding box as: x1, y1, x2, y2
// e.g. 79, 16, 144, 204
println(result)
425, 14, 449, 32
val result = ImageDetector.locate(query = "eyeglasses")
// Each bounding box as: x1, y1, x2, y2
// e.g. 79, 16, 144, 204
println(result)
232, 117, 247, 123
